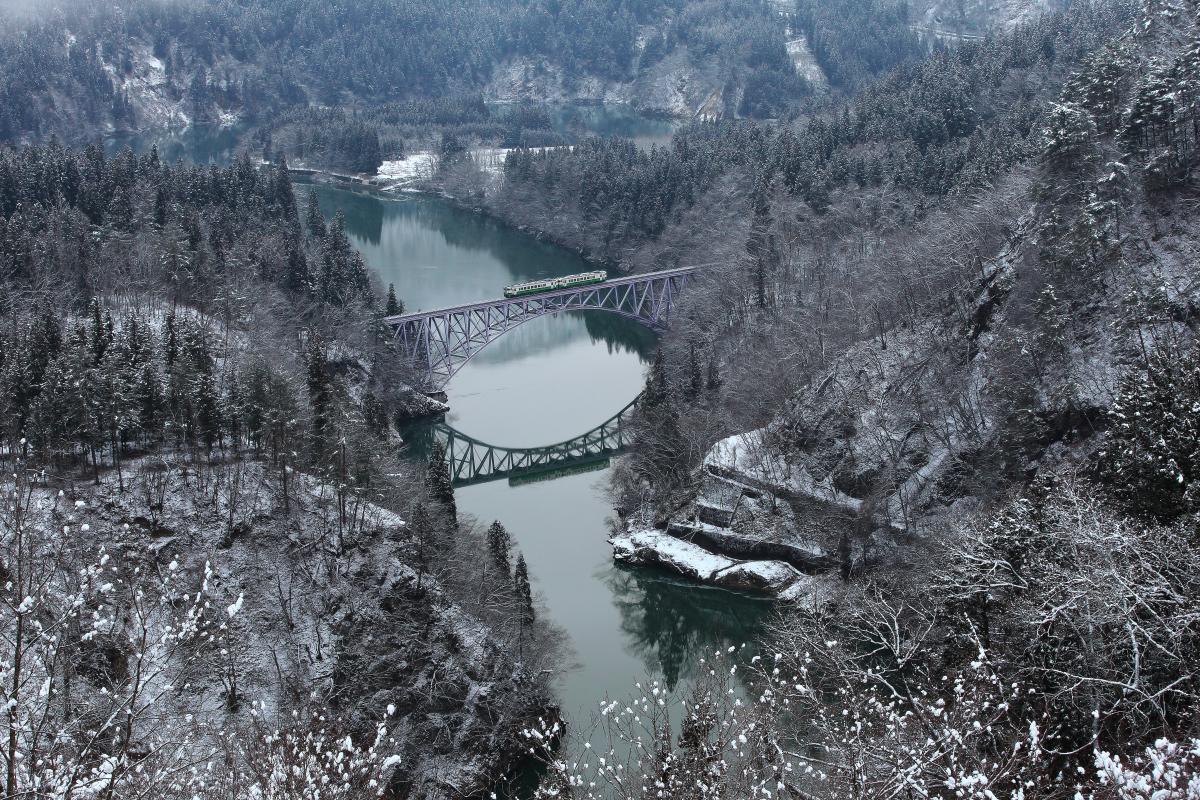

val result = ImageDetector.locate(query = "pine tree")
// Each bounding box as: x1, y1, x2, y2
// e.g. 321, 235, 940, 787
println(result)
706, 353, 722, 393
410, 501, 433, 590
687, 341, 703, 401
182, 326, 222, 452
88, 299, 109, 366
426, 439, 457, 518
305, 188, 327, 239
22, 302, 62, 427
137, 361, 163, 441
514, 552, 534, 625
385, 283, 403, 316
487, 520, 512, 578
162, 308, 178, 370
643, 348, 669, 409
305, 333, 334, 466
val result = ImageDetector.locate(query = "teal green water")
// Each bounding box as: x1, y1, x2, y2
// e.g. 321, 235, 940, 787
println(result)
550, 104, 678, 150
309, 186, 772, 748
105, 124, 246, 164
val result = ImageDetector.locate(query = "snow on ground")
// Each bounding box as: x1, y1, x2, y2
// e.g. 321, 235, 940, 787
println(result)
705, 428, 863, 515
377, 152, 437, 189
786, 36, 828, 89
376, 146, 567, 190
611, 528, 817, 597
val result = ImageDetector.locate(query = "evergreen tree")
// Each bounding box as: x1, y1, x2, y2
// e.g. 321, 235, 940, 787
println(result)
385, 283, 403, 316
410, 501, 434, 590
162, 308, 178, 370
305, 332, 334, 465
643, 348, 669, 409
137, 361, 163, 441
1098, 347, 1200, 520
88, 299, 109, 366
487, 520, 512, 578
687, 341, 703, 401
181, 325, 222, 451
706, 353, 722, 393
305, 188, 327, 239
514, 552, 534, 625
426, 439, 457, 518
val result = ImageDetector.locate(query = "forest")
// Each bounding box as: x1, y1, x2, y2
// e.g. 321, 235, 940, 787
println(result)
0, 0, 815, 145
0, 142, 562, 795
0, 0, 1198, 796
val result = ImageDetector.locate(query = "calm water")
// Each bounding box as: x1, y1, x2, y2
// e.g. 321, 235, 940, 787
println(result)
309, 186, 771, 751
105, 124, 246, 164
550, 104, 678, 150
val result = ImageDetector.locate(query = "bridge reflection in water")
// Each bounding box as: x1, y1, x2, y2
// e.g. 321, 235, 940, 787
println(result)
409, 396, 640, 488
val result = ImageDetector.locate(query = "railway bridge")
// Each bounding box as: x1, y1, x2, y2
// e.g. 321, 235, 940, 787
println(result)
385, 266, 696, 391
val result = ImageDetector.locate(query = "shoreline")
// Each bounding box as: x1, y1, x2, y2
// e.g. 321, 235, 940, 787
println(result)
287, 161, 628, 274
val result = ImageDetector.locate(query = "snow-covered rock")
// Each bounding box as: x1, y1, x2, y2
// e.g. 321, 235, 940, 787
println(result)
610, 528, 814, 598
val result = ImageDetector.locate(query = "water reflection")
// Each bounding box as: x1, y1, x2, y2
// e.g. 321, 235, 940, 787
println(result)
307, 184, 770, 776
551, 105, 678, 150
405, 396, 638, 488
312, 188, 594, 310
105, 123, 245, 164
605, 566, 774, 691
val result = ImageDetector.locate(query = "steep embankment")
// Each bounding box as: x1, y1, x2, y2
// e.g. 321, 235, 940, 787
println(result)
28, 457, 554, 797
621, 0, 1200, 591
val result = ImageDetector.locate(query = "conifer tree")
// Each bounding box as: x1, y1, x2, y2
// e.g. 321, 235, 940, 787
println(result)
426, 440, 456, 518
643, 348, 669, 409
88, 299, 108, 366
162, 309, 178, 370
487, 520, 512, 578
687, 341, 703, 401
137, 361, 163, 441
305, 333, 334, 465
305, 188, 327, 239
514, 552, 534, 626
410, 501, 433, 590
385, 284, 403, 316
706, 353, 721, 393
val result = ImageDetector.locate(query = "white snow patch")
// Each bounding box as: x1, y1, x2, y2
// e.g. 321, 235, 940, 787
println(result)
611, 528, 809, 596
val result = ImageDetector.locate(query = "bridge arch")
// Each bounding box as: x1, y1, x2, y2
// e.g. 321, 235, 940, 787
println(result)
409, 396, 640, 487
386, 266, 695, 391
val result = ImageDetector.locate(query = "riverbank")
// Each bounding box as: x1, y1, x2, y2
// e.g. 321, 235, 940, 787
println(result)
288, 152, 627, 273
610, 428, 866, 601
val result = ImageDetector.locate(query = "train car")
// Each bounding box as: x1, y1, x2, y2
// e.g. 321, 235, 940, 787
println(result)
503, 270, 608, 298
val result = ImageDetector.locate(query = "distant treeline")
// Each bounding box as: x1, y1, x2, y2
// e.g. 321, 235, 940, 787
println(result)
494, 2, 1129, 260
0, 0, 812, 144
258, 100, 568, 173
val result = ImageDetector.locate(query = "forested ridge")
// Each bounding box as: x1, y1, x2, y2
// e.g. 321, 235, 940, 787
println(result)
1, 0, 1199, 796
0, 142, 561, 796
513, 0, 1200, 794
0, 0, 821, 145
491, 2, 1121, 259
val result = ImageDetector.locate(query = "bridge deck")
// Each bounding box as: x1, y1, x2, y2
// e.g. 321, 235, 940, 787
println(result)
384, 265, 697, 325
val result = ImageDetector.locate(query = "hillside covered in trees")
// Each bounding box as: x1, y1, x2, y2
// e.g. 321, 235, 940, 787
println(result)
1, 0, 1199, 795
499, 0, 1200, 794
0, 0, 820, 144
0, 142, 562, 797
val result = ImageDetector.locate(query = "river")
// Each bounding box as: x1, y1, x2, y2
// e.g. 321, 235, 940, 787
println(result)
308, 186, 772, 770
110, 111, 769, 786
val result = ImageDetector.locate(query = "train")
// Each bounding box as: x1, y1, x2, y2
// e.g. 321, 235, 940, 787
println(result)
503, 270, 608, 298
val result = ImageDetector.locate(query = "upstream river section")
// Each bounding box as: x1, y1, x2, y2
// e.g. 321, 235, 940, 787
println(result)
310, 186, 771, 739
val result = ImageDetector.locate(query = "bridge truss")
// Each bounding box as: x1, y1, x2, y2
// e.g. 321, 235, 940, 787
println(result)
432, 396, 639, 487
386, 266, 696, 391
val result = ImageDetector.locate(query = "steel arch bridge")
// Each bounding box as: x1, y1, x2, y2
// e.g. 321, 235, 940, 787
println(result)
430, 396, 639, 487
386, 266, 696, 391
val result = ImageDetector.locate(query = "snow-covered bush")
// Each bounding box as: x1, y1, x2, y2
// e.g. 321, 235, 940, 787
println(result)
1093, 738, 1200, 799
